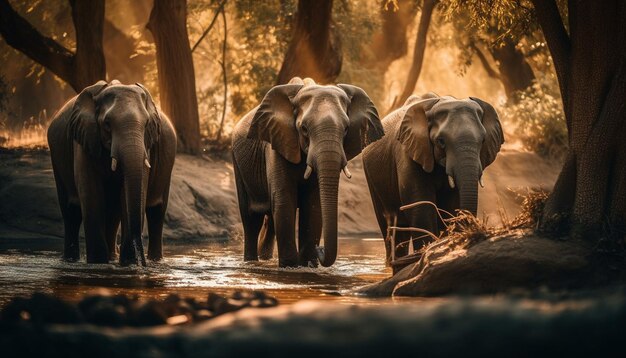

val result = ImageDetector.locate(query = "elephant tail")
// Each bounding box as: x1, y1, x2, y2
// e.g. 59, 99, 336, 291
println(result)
258, 215, 275, 260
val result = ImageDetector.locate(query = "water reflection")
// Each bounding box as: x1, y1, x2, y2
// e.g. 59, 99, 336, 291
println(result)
0, 237, 393, 306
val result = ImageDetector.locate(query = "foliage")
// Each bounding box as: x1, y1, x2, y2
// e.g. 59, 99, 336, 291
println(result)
501, 78, 568, 160
190, 0, 382, 143
334, 0, 382, 105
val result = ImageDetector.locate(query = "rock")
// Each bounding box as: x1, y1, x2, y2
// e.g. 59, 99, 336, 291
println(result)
0, 293, 83, 325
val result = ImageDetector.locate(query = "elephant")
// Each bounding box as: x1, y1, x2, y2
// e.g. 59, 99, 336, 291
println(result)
47, 80, 177, 266
362, 93, 504, 269
232, 77, 383, 268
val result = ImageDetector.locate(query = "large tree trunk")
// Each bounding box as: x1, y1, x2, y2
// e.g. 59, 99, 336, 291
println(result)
103, 19, 151, 84
0, 0, 105, 92
389, 0, 437, 112
533, 0, 626, 242
368, 0, 418, 69
147, 0, 201, 154
276, 0, 342, 85
488, 38, 536, 101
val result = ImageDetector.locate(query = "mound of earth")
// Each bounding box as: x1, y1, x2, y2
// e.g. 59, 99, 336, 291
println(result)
357, 231, 602, 297
0, 147, 558, 241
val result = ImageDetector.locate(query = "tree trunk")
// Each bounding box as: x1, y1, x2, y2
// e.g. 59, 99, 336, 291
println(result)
0, 0, 105, 92
488, 38, 536, 101
276, 0, 342, 85
103, 19, 151, 84
368, 0, 418, 69
532, 0, 626, 242
389, 0, 437, 112
147, 0, 201, 154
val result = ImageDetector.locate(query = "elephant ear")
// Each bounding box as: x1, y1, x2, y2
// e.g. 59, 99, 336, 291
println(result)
337, 84, 384, 161
397, 97, 440, 173
248, 84, 303, 164
136, 83, 161, 149
68, 80, 108, 157
470, 97, 504, 169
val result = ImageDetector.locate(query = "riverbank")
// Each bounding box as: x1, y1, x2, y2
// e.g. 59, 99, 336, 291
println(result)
0, 147, 559, 242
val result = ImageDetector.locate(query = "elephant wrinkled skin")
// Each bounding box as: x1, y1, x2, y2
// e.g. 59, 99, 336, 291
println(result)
47, 80, 177, 265
232, 77, 383, 267
362, 93, 504, 270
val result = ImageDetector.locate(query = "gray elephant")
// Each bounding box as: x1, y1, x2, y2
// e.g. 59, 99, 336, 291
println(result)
232, 78, 383, 267
362, 94, 503, 267
47, 80, 177, 265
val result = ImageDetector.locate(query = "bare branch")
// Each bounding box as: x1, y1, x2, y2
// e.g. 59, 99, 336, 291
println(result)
191, 0, 227, 53
471, 43, 501, 80
216, 7, 228, 142
389, 0, 438, 112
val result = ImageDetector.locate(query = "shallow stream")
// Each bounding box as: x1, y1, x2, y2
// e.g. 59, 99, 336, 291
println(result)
0, 236, 418, 306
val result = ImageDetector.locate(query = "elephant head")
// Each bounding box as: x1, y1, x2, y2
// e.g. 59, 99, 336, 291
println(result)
248, 77, 383, 266
397, 94, 504, 215
69, 80, 161, 266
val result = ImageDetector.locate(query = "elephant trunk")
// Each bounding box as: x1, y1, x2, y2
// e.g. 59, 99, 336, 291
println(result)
454, 152, 481, 216
315, 152, 342, 267
120, 140, 148, 266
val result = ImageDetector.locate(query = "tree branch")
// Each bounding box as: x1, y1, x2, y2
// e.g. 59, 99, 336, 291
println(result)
216, 7, 228, 142
191, 0, 227, 53
389, 0, 437, 112
471, 43, 501, 80
0, 0, 75, 86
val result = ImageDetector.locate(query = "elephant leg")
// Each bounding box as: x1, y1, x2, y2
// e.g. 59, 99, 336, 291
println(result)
62, 202, 82, 262
104, 185, 121, 260
272, 204, 297, 267
75, 159, 109, 263
146, 203, 166, 261
258, 215, 275, 260
298, 184, 322, 266
397, 165, 438, 253
79, 193, 109, 263
118, 189, 143, 264
234, 162, 264, 261
403, 206, 438, 253
436, 186, 460, 235
52, 170, 81, 261
243, 213, 265, 261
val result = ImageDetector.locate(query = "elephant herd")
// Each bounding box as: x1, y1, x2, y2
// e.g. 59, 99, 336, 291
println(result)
47, 77, 503, 270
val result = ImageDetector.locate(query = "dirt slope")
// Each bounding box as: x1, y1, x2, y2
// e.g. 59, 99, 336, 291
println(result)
0, 147, 559, 241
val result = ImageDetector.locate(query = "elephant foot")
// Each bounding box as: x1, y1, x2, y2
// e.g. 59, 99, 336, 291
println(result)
62, 255, 79, 263
298, 255, 318, 268
244, 254, 259, 262
86, 255, 109, 264
278, 258, 299, 268
148, 254, 163, 262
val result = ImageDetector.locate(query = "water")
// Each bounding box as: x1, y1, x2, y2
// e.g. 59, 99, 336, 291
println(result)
0, 237, 403, 306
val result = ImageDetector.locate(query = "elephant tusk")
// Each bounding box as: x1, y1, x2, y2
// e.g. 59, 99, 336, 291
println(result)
448, 175, 456, 189
342, 166, 352, 179
144, 158, 151, 169
479, 177, 484, 188
304, 165, 313, 179
111, 157, 118, 172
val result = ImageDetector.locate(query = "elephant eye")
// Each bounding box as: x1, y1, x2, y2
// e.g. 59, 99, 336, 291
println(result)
436, 137, 445, 148
102, 118, 111, 132
301, 124, 308, 136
